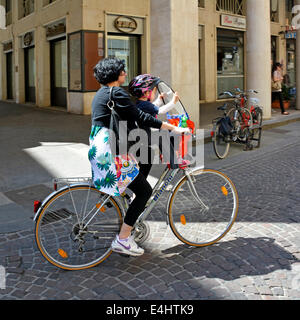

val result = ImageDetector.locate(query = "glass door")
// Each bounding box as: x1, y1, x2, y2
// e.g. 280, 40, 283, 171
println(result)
107, 35, 141, 86
24, 46, 36, 103
50, 37, 67, 107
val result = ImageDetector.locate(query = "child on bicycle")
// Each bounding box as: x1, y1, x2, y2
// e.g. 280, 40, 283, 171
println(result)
129, 74, 189, 179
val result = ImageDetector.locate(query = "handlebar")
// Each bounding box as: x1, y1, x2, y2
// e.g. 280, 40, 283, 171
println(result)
219, 88, 258, 99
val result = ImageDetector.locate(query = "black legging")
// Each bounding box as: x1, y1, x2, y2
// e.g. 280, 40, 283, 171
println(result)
124, 140, 177, 227
123, 145, 154, 227
272, 91, 285, 114
124, 163, 153, 227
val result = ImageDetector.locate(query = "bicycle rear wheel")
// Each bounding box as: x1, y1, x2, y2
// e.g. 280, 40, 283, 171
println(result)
35, 185, 123, 270
168, 169, 238, 247
213, 123, 230, 159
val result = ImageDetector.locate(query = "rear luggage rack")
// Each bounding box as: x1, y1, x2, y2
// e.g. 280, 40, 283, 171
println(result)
53, 177, 93, 190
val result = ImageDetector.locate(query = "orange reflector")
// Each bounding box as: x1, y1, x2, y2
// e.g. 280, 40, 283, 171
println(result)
221, 186, 228, 196
96, 203, 106, 212
180, 215, 186, 225
58, 249, 68, 259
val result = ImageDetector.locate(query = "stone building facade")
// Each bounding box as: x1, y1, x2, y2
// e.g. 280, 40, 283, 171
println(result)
0, 0, 299, 128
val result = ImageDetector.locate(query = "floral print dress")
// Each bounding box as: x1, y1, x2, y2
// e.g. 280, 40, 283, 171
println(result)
88, 125, 139, 197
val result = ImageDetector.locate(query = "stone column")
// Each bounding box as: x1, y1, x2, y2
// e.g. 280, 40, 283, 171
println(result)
246, 0, 272, 119
150, 0, 199, 128
296, 0, 300, 109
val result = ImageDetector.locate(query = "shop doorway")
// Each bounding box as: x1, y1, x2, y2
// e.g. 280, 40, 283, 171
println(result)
24, 46, 36, 103
6, 52, 13, 100
50, 37, 67, 107
107, 35, 141, 87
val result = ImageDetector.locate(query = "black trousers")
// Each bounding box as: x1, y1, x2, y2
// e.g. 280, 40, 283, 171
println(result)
124, 146, 154, 227
124, 138, 178, 227
272, 91, 285, 114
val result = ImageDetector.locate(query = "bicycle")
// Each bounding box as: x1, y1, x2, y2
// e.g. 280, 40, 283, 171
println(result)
33, 164, 238, 270
212, 89, 263, 159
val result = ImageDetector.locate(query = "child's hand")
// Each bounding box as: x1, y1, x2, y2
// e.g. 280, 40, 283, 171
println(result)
172, 92, 180, 104
159, 93, 167, 100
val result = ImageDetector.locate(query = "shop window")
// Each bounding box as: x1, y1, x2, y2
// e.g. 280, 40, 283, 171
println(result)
18, 0, 34, 19
198, 0, 205, 8
271, 36, 277, 65
216, 0, 245, 16
217, 29, 244, 98
270, 0, 279, 22
5, 0, 12, 26
43, 0, 56, 6
107, 35, 141, 87
286, 39, 296, 87
68, 31, 104, 92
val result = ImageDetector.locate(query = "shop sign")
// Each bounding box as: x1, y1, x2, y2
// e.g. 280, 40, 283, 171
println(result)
107, 14, 144, 35
221, 14, 246, 29
286, 31, 296, 39
114, 16, 138, 33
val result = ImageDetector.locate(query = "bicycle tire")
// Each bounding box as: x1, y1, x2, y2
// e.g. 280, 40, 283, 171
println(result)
213, 123, 230, 159
35, 185, 123, 270
251, 107, 263, 148
168, 169, 238, 247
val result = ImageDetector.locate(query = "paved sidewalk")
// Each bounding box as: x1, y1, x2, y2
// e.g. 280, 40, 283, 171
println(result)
0, 101, 300, 300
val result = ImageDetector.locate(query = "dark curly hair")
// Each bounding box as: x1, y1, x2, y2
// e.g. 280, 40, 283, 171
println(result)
94, 57, 125, 85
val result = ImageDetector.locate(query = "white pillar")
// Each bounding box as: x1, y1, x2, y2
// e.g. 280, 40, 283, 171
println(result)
246, 0, 272, 119
150, 0, 199, 128
296, 0, 300, 109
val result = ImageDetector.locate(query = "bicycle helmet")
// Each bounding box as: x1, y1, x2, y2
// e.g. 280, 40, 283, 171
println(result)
129, 74, 161, 98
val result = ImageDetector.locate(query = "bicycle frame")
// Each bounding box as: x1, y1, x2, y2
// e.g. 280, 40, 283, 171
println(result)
34, 164, 206, 235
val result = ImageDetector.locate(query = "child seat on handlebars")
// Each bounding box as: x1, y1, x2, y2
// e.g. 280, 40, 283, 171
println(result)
166, 112, 195, 159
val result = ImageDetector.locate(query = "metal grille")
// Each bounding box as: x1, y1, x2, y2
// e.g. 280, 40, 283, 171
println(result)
216, 0, 245, 16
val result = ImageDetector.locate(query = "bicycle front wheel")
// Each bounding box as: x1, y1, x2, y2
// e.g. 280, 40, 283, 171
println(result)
168, 169, 238, 247
213, 123, 230, 159
35, 185, 123, 270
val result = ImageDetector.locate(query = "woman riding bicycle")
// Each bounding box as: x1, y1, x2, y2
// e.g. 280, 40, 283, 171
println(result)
90, 57, 190, 257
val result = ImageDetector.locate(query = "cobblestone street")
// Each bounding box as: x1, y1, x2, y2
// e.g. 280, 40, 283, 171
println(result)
0, 102, 300, 300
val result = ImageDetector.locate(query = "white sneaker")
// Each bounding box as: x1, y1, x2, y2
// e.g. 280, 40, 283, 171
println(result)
111, 235, 144, 256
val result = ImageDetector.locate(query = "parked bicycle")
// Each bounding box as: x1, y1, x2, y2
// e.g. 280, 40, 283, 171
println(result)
33, 82, 239, 271
211, 88, 263, 159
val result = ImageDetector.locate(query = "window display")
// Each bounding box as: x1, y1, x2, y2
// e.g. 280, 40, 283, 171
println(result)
217, 29, 244, 98
107, 35, 140, 87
